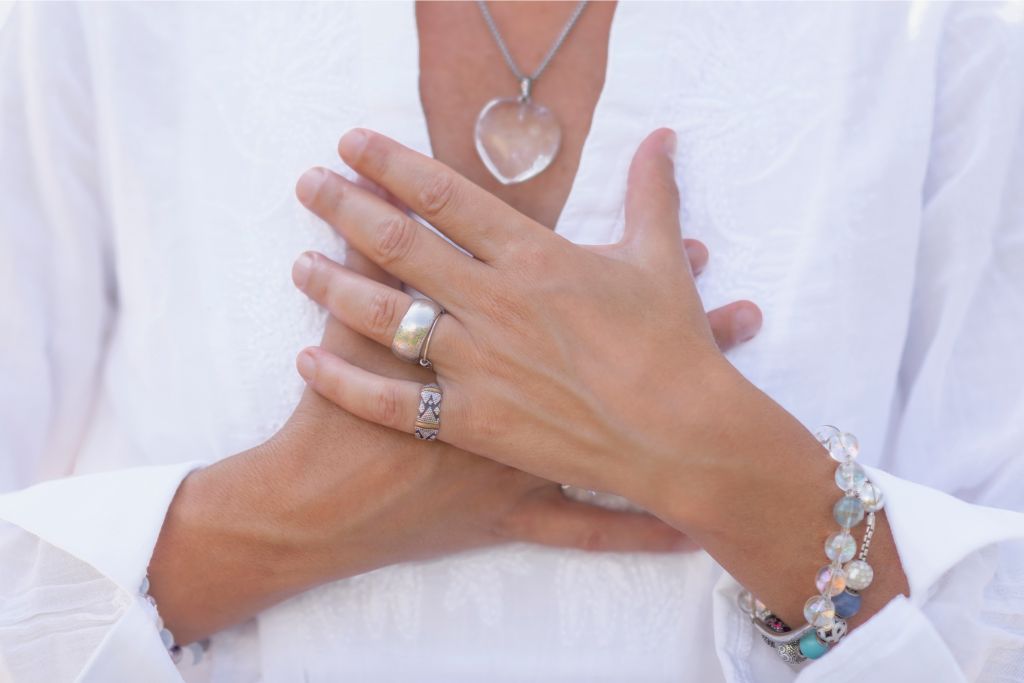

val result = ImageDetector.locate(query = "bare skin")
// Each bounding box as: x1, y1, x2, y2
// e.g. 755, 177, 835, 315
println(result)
148, 2, 765, 645
293, 126, 910, 634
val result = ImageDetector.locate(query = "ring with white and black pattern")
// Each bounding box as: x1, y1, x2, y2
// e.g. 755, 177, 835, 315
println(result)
414, 383, 443, 440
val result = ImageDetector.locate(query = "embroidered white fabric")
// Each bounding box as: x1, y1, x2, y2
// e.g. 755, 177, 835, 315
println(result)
1, 2, 1023, 682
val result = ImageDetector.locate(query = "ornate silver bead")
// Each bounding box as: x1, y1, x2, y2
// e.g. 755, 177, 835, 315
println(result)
775, 641, 808, 664
817, 617, 849, 644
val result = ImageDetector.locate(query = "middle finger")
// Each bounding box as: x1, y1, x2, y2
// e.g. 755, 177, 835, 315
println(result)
293, 251, 468, 369
296, 167, 488, 309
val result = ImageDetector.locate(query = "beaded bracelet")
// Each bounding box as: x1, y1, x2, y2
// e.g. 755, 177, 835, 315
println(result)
139, 575, 210, 665
737, 426, 884, 665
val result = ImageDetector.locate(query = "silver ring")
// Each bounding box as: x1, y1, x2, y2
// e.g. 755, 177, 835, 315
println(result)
418, 312, 444, 368
414, 383, 443, 440
391, 299, 443, 364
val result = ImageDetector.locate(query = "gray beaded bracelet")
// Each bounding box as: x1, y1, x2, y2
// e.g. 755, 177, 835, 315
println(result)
139, 575, 210, 665
737, 427, 884, 664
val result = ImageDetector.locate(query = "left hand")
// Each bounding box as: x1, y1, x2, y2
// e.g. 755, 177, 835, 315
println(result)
292, 127, 910, 632
292, 127, 776, 523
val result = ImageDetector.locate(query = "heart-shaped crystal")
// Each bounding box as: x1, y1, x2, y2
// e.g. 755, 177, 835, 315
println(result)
474, 97, 561, 185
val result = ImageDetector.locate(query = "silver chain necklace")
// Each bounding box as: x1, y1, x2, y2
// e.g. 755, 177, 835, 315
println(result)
473, 0, 589, 185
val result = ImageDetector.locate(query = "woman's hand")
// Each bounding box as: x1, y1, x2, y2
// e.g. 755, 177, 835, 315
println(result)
150, 203, 723, 644
293, 127, 908, 633
292, 127, 762, 512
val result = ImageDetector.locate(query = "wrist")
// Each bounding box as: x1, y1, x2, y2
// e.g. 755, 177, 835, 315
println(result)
629, 360, 807, 530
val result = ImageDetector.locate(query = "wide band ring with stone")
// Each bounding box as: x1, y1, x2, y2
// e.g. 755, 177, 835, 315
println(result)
391, 298, 444, 364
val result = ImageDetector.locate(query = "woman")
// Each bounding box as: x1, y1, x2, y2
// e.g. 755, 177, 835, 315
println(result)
1, 2, 1022, 681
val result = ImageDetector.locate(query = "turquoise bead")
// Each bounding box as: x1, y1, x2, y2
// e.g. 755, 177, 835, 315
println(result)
798, 630, 829, 660
833, 589, 863, 618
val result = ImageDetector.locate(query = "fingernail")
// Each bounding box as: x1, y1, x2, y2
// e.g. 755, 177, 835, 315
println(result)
292, 252, 314, 289
662, 128, 677, 160
296, 168, 326, 206
734, 306, 762, 342
296, 350, 317, 381
685, 243, 705, 275
339, 128, 369, 160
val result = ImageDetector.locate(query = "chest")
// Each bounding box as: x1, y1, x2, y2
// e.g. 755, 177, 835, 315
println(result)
87, 2, 940, 463
416, 1, 614, 228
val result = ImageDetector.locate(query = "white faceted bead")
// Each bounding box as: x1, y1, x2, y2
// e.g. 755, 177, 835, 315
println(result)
858, 481, 885, 512
185, 641, 205, 665
844, 559, 875, 590
833, 496, 866, 528
835, 462, 867, 493
159, 627, 175, 649
825, 531, 857, 563
804, 595, 836, 628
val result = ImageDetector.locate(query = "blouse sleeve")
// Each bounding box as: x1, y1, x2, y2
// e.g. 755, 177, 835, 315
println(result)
796, 4, 1024, 681
0, 5, 202, 681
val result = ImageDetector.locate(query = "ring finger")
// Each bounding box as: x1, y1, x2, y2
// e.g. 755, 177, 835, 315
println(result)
296, 346, 460, 442
293, 251, 466, 368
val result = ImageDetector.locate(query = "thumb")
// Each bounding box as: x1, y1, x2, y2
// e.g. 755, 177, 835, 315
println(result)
620, 128, 685, 267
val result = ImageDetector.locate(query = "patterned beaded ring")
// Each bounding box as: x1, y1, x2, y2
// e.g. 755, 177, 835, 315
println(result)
737, 427, 884, 665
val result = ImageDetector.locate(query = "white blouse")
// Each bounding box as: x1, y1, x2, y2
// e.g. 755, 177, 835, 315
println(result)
1, 2, 1023, 682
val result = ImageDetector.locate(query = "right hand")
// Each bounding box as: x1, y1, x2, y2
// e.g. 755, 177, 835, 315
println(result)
149, 183, 762, 645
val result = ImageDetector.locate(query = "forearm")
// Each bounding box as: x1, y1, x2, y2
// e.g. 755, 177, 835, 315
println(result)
147, 438, 321, 644
147, 405, 393, 644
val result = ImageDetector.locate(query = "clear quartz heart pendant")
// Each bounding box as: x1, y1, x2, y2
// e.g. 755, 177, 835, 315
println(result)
474, 95, 562, 185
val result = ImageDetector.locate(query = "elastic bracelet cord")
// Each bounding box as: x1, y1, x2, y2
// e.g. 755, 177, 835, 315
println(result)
737, 426, 884, 665
139, 575, 210, 665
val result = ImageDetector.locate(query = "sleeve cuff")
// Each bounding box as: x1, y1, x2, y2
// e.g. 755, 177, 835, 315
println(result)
0, 462, 205, 592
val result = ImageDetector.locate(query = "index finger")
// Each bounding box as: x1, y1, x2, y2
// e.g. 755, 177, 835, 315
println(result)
337, 128, 557, 263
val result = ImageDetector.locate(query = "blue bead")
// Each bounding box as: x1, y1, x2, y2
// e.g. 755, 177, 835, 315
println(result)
799, 630, 829, 660
833, 590, 862, 618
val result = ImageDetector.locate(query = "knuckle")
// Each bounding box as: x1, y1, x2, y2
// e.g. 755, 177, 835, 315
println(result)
374, 215, 416, 265
372, 384, 402, 427
366, 290, 400, 339
416, 172, 458, 221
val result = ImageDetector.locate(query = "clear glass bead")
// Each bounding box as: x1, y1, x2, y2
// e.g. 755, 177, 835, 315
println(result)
839, 432, 860, 459
803, 595, 836, 628
833, 496, 866, 528
825, 531, 857, 563
822, 430, 860, 462
858, 481, 885, 512
815, 565, 847, 596
844, 559, 875, 590
815, 425, 841, 446
834, 462, 867, 493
